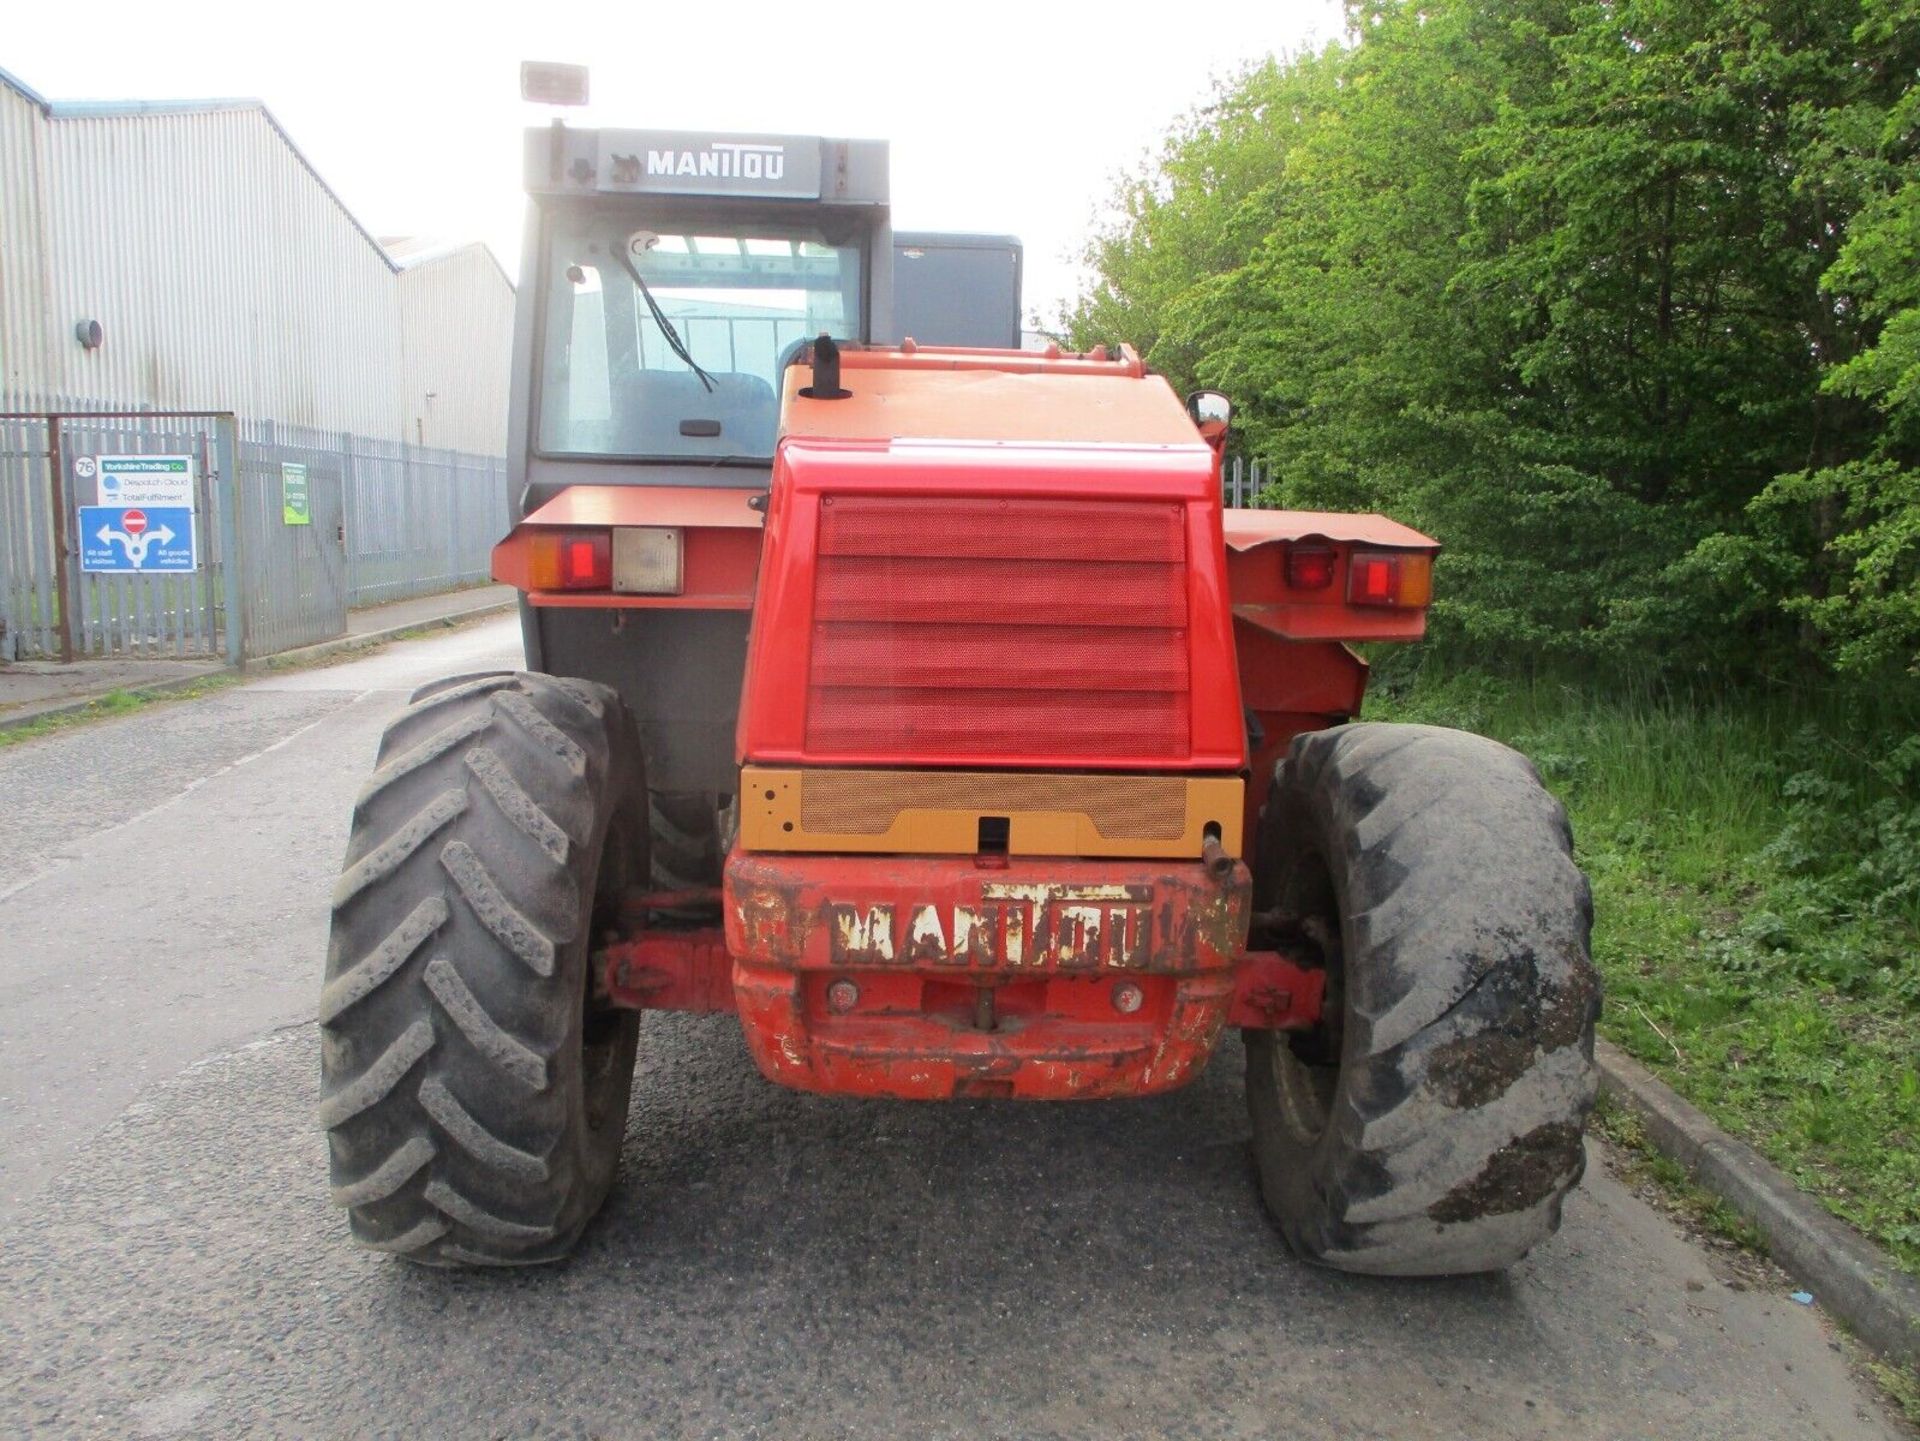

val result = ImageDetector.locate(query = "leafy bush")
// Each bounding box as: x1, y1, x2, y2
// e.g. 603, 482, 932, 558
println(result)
1066, 0, 1920, 679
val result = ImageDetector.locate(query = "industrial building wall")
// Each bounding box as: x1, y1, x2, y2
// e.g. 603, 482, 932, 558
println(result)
0, 76, 54, 412
397, 245, 513, 454
28, 106, 407, 437
2, 78, 514, 446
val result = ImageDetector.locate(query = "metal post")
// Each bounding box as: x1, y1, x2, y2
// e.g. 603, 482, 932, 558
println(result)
445, 450, 459, 587
47, 416, 73, 663
196, 428, 216, 655
341, 431, 357, 608
215, 415, 245, 667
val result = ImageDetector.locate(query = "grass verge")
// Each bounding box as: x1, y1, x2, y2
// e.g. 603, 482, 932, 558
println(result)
1362, 662, 1920, 1277
258, 611, 505, 671
1590, 1094, 1773, 1256
1872, 1358, 1920, 1429
0, 674, 243, 748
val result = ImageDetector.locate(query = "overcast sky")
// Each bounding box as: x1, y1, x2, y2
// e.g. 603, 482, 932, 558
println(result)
5, 0, 1344, 324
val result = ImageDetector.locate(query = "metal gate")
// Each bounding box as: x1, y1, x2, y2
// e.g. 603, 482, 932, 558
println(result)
0, 411, 243, 664
0, 416, 64, 661
1224, 455, 1273, 508
2, 409, 512, 665
237, 421, 349, 656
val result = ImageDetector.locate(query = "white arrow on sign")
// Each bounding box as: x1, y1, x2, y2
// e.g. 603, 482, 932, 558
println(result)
95, 522, 175, 568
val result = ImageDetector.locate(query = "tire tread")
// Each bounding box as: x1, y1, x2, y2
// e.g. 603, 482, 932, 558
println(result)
320, 672, 642, 1266
1247, 722, 1600, 1276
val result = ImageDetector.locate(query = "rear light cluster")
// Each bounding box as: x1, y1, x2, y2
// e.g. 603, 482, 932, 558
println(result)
1283, 541, 1433, 608
806, 496, 1193, 761
527, 530, 611, 590
1286, 543, 1338, 590
524, 527, 683, 594
1348, 550, 1433, 607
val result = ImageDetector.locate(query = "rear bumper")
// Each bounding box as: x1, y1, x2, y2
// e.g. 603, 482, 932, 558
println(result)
723, 850, 1252, 1099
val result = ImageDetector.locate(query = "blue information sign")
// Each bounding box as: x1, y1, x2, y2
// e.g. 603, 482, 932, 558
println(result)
78, 505, 198, 573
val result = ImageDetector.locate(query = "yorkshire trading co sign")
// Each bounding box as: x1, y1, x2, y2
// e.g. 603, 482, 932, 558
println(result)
595, 130, 823, 200
77, 454, 198, 573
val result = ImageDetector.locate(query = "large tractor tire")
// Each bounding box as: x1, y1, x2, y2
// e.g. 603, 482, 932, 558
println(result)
1245, 722, 1600, 1276
319, 671, 645, 1265
647, 790, 723, 892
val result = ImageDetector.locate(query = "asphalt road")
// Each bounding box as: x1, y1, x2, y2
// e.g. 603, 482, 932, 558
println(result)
0, 619, 1906, 1439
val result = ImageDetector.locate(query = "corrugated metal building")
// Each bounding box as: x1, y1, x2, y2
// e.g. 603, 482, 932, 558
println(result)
0, 70, 55, 407
0, 66, 510, 454
385, 238, 515, 452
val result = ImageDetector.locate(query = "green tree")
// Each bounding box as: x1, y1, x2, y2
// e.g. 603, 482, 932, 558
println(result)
1744, 0, 1920, 672
1068, 0, 1920, 676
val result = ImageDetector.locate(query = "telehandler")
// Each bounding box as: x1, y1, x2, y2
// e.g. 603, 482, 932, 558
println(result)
319, 118, 1599, 1274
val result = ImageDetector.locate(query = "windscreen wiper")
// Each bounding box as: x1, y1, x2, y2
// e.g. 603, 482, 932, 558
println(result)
614, 243, 717, 394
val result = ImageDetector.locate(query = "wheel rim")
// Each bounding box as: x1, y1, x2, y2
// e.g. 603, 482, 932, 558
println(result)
1258, 842, 1346, 1148
1269, 1036, 1338, 1145
579, 808, 640, 1139
580, 1001, 626, 1137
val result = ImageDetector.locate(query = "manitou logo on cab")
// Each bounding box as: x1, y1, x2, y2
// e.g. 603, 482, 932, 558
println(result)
646, 142, 786, 180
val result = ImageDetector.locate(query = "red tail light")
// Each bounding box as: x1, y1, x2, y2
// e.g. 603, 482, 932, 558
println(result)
526, 529, 612, 590
1286, 542, 1337, 591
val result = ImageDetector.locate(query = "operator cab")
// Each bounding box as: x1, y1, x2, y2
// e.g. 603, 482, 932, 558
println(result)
537, 215, 871, 461
512, 126, 894, 505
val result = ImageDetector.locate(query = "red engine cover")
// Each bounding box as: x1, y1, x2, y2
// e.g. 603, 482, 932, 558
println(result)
737, 440, 1246, 771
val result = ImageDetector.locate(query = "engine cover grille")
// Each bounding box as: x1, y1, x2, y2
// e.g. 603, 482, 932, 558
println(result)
802, 768, 1189, 838
805, 496, 1191, 761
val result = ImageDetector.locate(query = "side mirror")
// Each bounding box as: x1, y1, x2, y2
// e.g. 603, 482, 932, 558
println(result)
1187, 390, 1232, 445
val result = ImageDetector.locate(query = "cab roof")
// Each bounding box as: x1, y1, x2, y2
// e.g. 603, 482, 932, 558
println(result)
779, 345, 1206, 449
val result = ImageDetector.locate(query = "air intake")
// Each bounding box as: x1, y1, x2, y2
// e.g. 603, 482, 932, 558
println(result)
804, 496, 1191, 762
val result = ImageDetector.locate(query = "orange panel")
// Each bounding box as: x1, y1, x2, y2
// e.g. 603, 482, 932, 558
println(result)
492, 484, 764, 609
779, 361, 1205, 447
737, 766, 1244, 858
519, 484, 765, 530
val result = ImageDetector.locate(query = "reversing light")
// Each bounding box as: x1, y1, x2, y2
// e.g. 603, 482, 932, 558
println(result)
1286, 542, 1338, 591
612, 526, 684, 595
526, 529, 612, 590
1347, 550, 1434, 608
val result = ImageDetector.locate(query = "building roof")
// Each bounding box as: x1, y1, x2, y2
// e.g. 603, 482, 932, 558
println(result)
0, 64, 50, 110
380, 236, 514, 289
2, 66, 419, 276
381, 235, 471, 267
